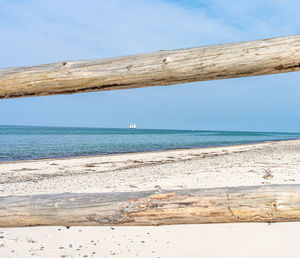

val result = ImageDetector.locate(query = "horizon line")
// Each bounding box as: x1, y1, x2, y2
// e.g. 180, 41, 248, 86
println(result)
1, 124, 300, 134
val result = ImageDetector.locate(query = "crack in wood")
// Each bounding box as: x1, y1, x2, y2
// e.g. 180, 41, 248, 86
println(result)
227, 193, 239, 219
275, 62, 300, 70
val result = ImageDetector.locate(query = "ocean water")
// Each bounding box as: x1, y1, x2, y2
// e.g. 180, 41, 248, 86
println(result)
0, 125, 300, 162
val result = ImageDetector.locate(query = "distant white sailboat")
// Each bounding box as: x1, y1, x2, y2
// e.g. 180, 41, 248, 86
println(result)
129, 123, 136, 129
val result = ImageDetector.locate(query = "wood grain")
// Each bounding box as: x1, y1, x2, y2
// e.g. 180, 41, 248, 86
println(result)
1, 184, 300, 227
1, 35, 300, 99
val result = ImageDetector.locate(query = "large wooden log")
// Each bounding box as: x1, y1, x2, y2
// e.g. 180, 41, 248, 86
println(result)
1, 35, 300, 99
1, 184, 300, 227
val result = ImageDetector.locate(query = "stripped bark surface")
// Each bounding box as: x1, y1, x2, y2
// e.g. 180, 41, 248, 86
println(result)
1, 184, 300, 227
1, 35, 300, 99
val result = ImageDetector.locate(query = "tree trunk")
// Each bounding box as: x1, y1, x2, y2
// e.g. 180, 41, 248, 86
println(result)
1, 34, 300, 99
1, 184, 300, 227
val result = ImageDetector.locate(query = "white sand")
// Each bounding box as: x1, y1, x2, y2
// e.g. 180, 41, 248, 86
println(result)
1, 140, 300, 257
1, 140, 300, 196
1, 223, 300, 258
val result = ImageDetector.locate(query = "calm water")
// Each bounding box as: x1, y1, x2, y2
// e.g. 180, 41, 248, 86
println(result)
1, 125, 300, 161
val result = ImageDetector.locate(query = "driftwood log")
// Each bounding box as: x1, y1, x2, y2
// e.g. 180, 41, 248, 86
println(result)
1, 184, 300, 227
1, 34, 300, 99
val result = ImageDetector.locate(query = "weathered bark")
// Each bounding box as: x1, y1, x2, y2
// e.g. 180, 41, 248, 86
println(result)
1, 184, 300, 227
1, 34, 300, 99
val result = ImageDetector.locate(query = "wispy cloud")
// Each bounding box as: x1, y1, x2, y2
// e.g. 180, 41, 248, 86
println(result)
0, 0, 299, 131
1, 0, 299, 68
0, 0, 267, 67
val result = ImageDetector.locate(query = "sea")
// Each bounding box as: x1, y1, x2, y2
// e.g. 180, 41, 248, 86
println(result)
1, 125, 300, 162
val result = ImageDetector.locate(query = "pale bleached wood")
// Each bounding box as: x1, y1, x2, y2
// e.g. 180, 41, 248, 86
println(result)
1, 35, 300, 99
1, 184, 300, 227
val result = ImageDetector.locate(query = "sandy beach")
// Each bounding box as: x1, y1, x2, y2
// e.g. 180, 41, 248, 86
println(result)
1, 139, 300, 196
1, 139, 300, 257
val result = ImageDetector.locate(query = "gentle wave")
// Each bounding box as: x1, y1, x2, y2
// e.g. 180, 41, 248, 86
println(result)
1, 125, 300, 161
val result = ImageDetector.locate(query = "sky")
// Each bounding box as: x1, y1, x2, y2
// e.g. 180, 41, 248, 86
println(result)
0, 0, 300, 132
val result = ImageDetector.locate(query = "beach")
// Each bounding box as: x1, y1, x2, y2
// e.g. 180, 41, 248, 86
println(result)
1, 0, 300, 256
1, 139, 300, 196
1, 139, 300, 257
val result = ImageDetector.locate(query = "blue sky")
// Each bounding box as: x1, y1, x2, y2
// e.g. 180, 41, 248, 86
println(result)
0, 0, 300, 131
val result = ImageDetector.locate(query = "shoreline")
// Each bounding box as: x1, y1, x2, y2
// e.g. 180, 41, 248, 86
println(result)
1, 137, 299, 164
1, 139, 300, 196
